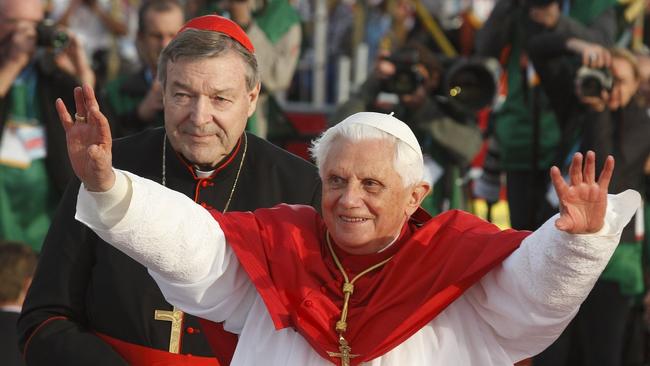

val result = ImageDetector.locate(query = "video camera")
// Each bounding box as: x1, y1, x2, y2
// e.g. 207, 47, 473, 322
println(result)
378, 48, 500, 114
442, 57, 500, 113
575, 66, 613, 98
36, 20, 69, 50
380, 48, 423, 95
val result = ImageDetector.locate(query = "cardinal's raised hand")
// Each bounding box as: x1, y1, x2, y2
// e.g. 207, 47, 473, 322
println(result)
56, 84, 115, 192
550, 151, 614, 234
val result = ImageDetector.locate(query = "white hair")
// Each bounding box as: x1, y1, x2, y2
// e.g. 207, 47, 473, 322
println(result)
309, 122, 424, 187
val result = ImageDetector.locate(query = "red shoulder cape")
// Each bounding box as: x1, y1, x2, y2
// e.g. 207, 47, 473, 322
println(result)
201, 205, 529, 365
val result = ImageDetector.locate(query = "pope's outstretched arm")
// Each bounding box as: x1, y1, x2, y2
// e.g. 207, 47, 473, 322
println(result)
464, 151, 641, 361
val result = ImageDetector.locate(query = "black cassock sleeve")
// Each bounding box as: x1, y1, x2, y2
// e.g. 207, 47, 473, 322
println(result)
17, 179, 128, 365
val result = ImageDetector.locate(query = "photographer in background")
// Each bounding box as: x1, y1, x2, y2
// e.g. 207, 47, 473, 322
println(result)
101, 0, 185, 138
0, 0, 92, 251
529, 40, 650, 366
50, 0, 129, 88
330, 44, 483, 215
475, 0, 617, 231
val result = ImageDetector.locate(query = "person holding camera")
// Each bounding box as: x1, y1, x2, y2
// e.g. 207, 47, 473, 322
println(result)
331, 44, 483, 215
475, 0, 617, 231
0, 0, 93, 251
50, 0, 129, 87
529, 40, 650, 366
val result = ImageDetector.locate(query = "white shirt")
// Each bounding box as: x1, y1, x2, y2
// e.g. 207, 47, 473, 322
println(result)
76, 170, 641, 365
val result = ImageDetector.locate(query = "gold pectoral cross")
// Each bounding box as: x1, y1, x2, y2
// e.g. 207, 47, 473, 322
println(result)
154, 306, 184, 353
327, 336, 359, 366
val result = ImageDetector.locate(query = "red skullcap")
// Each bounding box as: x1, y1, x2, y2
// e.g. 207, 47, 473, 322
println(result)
177, 15, 255, 53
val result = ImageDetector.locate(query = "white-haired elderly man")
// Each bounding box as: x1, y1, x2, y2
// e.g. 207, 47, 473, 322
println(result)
61, 92, 639, 365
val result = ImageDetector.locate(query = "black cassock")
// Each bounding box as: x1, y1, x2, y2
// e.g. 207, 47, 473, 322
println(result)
1, 310, 23, 366
18, 128, 321, 365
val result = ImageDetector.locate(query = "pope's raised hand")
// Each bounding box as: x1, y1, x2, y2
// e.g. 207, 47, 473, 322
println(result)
550, 151, 614, 234
56, 84, 115, 192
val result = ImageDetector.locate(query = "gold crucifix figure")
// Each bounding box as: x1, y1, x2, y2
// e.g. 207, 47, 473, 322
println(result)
327, 336, 359, 366
154, 306, 184, 353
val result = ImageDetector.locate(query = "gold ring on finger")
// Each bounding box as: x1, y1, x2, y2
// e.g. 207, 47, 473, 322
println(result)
74, 113, 87, 123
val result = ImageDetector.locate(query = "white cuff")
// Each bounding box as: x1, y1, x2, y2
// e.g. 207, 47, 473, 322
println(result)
75, 169, 132, 229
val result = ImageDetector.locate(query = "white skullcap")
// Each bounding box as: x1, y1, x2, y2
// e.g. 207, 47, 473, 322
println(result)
337, 112, 422, 159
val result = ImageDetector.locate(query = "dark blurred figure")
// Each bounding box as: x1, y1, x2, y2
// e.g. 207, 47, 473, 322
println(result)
0, 240, 37, 366
331, 44, 484, 215
0, 0, 91, 251
475, 0, 617, 230
102, 0, 184, 138
530, 41, 650, 366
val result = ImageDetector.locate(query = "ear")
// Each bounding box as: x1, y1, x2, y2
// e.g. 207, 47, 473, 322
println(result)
405, 181, 431, 216
247, 82, 261, 117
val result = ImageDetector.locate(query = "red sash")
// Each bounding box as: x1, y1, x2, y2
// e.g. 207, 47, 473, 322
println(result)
205, 205, 529, 365
95, 332, 219, 366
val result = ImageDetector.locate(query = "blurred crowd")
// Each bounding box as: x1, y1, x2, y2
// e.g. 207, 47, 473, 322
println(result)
1, 0, 650, 365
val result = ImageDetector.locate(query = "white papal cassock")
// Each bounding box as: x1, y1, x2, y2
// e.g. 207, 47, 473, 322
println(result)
76, 170, 641, 366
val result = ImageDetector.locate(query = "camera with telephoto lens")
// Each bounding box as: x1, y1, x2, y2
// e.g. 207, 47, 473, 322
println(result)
36, 20, 69, 50
380, 48, 423, 95
575, 66, 613, 98
442, 57, 500, 113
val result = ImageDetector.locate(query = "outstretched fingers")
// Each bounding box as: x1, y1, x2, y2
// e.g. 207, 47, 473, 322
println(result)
597, 155, 615, 191
82, 84, 100, 112
81, 84, 112, 142
583, 151, 596, 184
89, 105, 113, 147
551, 165, 572, 232
550, 165, 568, 199
73, 86, 86, 118
568, 153, 584, 186
56, 98, 75, 133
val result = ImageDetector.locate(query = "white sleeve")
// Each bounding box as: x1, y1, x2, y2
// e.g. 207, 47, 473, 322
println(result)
75, 169, 257, 333
464, 190, 642, 361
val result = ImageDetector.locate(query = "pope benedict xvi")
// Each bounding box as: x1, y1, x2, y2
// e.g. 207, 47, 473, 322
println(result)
58, 85, 640, 366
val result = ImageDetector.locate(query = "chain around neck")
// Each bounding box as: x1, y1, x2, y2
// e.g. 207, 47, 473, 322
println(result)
162, 133, 248, 213
325, 232, 393, 336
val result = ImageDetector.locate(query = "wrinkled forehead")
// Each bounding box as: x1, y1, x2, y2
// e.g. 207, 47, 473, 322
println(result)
324, 135, 397, 166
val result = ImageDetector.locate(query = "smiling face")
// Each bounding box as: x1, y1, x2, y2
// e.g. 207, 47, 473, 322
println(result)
162, 52, 260, 167
321, 137, 427, 254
